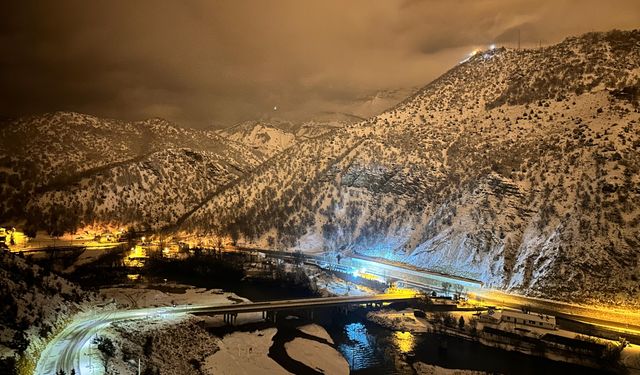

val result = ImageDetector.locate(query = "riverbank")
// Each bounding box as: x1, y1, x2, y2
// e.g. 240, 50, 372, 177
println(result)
97, 284, 350, 375
366, 308, 640, 374
34, 249, 636, 375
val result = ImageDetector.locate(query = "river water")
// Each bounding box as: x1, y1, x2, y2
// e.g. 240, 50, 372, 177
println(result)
70, 251, 611, 375
146, 276, 610, 375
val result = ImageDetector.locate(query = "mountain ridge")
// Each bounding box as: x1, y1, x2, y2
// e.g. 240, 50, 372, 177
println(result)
1, 29, 639, 305
182, 29, 640, 305
0, 111, 266, 231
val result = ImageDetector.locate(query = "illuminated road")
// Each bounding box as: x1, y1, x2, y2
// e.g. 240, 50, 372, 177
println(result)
188, 293, 419, 314
473, 290, 640, 336
12, 240, 126, 253
35, 307, 187, 375
347, 254, 640, 337
236, 246, 640, 337
35, 294, 418, 375
35, 246, 640, 374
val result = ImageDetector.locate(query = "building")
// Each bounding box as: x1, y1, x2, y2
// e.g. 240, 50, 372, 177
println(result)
501, 310, 556, 330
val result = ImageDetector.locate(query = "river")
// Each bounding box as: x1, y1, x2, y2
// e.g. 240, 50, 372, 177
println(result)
112, 273, 610, 375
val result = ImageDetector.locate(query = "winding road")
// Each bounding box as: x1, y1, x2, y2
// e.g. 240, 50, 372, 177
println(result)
35, 307, 182, 375
35, 294, 418, 374
34, 249, 640, 374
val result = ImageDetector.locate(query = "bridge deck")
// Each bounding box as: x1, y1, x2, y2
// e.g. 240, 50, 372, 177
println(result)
184, 293, 419, 315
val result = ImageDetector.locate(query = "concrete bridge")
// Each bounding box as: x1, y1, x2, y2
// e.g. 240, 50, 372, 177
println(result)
185, 293, 421, 325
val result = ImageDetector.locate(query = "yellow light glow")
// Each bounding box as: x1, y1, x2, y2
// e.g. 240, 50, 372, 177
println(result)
355, 270, 385, 282
124, 245, 147, 267
386, 287, 417, 296
393, 331, 415, 353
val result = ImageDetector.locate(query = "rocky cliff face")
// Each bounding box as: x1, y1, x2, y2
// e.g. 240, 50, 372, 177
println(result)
184, 30, 640, 304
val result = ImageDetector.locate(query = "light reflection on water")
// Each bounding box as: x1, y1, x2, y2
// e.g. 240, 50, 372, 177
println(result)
338, 322, 382, 371
393, 331, 415, 354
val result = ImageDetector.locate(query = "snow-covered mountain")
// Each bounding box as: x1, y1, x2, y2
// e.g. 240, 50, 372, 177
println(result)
0, 112, 265, 231
216, 117, 349, 158
215, 88, 415, 159
183, 30, 640, 305
216, 120, 299, 158
351, 87, 419, 119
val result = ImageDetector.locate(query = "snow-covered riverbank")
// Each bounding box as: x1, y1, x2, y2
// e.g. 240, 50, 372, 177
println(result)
366, 307, 640, 374
90, 284, 350, 374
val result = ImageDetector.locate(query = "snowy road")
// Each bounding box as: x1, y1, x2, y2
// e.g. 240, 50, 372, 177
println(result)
34, 294, 418, 375
35, 307, 187, 375
35, 247, 640, 374
238, 246, 640, 335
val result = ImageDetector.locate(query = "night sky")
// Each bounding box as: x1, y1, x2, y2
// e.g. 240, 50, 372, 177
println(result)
1, 0, 638, 128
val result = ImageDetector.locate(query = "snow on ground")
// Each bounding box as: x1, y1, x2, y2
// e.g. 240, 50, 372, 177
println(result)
100, 284, 249, 308
313, 272, 375, 297
285, 338, 349, 375
367, 308, 432, 333
297, 323, 334, 344
202, 323, 348, 375
413, 362, 490, 374
620, 344, 640, 372
110, 315, 218, 375
203, 328, 290, 375
63, 249, 107, 272
99, 284, 353, 374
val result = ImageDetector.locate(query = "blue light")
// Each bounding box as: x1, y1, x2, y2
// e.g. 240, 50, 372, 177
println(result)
338, 322, 377, 371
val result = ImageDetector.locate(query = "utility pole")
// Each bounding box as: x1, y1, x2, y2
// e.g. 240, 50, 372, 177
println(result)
138, 357, 141, 375
517, 29, 521, 50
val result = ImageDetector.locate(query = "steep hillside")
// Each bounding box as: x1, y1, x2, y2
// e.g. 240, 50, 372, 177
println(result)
350, 87, 419, 119
183, 30, 640, 305
215, 88, 415, 159
216, 117, 347, 159
0, 251, 92, 371
0, 112, 265, 231
217, 120, 298, 158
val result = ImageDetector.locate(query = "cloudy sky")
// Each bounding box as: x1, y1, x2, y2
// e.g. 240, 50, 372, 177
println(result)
1, 0, 638, 128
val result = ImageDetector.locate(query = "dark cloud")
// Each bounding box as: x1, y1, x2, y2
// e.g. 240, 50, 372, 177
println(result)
1, 0, 638, 127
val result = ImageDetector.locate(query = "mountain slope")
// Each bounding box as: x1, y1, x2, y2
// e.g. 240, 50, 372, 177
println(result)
216, 120, 298, 158
216, 117, 347, 159
0, 112, 265, 231
0, 251, 91, 371
215, 88, 415, 159
183, 30, 640, 304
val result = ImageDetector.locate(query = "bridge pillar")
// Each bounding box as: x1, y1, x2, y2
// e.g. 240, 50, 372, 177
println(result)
223, 313, 236, 325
